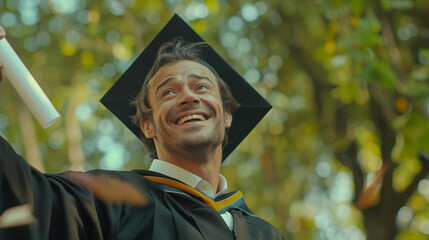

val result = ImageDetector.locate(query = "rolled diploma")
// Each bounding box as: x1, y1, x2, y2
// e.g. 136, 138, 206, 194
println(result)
0, 38, 60, 128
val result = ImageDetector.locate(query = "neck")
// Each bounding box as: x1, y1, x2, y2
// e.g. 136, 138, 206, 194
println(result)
157, 145, 223, 193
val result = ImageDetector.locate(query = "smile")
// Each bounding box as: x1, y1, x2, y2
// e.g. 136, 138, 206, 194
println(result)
176, 114, 207, 125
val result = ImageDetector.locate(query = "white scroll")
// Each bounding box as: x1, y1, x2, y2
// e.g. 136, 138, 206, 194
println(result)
0, 38, 60, 128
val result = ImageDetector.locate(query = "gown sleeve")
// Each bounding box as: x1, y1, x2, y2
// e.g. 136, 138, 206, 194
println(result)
0, 136, 122, 240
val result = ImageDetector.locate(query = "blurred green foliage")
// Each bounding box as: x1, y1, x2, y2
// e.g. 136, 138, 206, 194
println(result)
0, 0, 428, 239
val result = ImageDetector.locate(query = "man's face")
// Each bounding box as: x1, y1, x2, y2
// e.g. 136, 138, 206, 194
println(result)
141, 60, 232, 159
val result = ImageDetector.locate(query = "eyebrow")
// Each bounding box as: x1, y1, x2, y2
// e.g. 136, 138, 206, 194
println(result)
189, 74, 215, 85
155, 76, 176, 94
154, 74, 215, 94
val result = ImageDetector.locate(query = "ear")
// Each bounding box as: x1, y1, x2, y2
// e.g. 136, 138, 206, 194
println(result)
224, 108, 232, 128
140, 120, 155, 139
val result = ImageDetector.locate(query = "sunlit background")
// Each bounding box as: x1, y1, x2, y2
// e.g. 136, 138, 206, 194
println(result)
0, 0, 429, 239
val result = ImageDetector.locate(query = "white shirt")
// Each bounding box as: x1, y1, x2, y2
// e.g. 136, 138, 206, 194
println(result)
149, 159, 234, 229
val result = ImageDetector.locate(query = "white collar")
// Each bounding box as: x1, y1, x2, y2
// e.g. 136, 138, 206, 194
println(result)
149, 159, 228, 199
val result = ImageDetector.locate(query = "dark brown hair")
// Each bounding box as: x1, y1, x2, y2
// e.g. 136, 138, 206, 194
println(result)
131, 38, 238, 159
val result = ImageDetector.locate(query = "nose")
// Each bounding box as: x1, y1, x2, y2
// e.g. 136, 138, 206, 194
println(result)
179, 88, 200, 106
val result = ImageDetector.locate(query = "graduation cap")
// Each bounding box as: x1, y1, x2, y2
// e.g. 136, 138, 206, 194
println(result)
100, 14, 271, 161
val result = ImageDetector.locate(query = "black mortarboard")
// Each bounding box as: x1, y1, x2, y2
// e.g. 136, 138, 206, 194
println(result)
100, 14, 271, 161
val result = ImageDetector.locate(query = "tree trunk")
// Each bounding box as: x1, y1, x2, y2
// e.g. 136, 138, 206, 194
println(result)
17, 102, 45, 172
65, 99, 85, 171
363, 209, 398, 240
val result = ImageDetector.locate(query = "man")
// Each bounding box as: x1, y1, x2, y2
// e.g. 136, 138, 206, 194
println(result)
0, 15, 283, 239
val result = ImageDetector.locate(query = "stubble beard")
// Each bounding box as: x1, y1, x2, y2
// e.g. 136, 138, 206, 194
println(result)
180, 134, 223, 163
153, 121, 225, 163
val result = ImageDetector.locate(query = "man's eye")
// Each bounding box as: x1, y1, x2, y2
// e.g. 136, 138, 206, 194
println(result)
162, 90, 174, 96
197, 85, 208, 90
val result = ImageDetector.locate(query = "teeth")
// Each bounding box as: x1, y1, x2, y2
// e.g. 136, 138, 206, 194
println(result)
177, 114, 206, 125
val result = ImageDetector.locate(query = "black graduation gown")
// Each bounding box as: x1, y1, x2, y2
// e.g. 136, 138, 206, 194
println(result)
0, 136, 284, 239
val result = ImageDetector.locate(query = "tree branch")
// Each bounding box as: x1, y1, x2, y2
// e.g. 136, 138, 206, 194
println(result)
395, 153, 429, 210
288, 46, 332, 117
368, 86, 397, 212
372, 9, 407, 85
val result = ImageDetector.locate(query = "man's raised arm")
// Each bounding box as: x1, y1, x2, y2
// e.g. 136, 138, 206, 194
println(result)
0, 27, 122, 239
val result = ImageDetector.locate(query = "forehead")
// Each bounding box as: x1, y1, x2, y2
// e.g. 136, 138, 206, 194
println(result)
147, 60, 218, 88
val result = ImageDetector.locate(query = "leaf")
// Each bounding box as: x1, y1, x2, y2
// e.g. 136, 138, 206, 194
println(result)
355, 164, 389, 210
0, 204, 37, 229
353, 18, 381, 47
361, 62, 397, 88
389, 0, 414, 10
381, 0, 414, 10
394, 96, 411, 114
62, 171, 149, 206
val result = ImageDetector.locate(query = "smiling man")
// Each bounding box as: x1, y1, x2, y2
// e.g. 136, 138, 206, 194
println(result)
136, 46, 235, 193
0, 15, 283, 239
